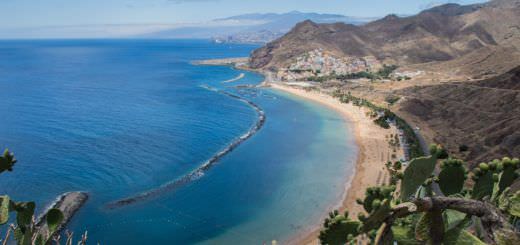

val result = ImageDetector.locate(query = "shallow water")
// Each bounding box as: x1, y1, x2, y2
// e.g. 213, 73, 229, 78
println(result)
0, 39, 357, 244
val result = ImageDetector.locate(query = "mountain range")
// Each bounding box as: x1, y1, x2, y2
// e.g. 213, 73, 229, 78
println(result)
249, 0, 520, 163
144, 11, 376, 43
250, 0, 520, 75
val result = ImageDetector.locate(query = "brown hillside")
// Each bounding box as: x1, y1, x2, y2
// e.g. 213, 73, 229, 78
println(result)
250, 0, 520, 165
395, 66, 520, 165
414, 46, 520, 79
250, 0, 520, 72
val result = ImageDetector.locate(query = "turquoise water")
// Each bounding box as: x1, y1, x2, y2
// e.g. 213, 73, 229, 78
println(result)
0, 40, 357, 244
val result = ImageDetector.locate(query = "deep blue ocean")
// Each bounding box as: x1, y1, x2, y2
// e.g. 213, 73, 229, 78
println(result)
0, 39, 357, 244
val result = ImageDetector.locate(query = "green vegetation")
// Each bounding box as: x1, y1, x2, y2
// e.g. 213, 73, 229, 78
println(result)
319, 146, 520, 245
430, 144, 449, 159
320, 210, 361, 245
387, 111, 424, 159
332, 90, 424, 159
385, 95, 401, 105
290, 69, 312, 74
388, 134, 400, 148
1, 149, 86, 245
374, 117, 390, 129
396, 76, 411, 81
376, 64, 399, 79
306, 64, 399, 83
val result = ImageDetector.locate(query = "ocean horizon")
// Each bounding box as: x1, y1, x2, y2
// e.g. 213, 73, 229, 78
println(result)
0, 39, 357, 244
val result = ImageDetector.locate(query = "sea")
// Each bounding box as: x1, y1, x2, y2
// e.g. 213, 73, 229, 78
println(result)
0, 39, 357, 244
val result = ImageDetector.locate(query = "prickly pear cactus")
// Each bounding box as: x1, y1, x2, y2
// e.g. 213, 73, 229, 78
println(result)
443, 210, 467, 232
429, 144, 448, 159
360, 186, 395, 213
46, 208, 64, 236
392, 226, 420, 245
499, 157, 519, 194
13, 201, 35, 228
441, 210, 483, 245
1, 149, 68, 245
0, 149, 17, 173
414, 212, 432, 242
509, 192, 520, 217
444, 229, 486, 245
0, 195, 9, 224
14, 226, 33, 245
438, 159, 466, 196
319, 213, 361, 245
400, 155, 437, 200
321, 151, 520, 245
360, 199, 392, 232
472, 162, 495, 200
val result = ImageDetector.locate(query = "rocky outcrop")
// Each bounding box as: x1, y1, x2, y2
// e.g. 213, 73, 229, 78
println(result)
36, 192, 88, 237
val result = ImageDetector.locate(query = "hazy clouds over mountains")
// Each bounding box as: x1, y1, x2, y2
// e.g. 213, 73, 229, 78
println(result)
0, 11, 375, 40
143, 11, 375, 43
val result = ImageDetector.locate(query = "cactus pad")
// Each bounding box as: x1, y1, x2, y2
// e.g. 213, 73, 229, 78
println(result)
444, 229, 486, 245
46, 208, 64, 236
0, 149, 17, 173
0, 195, 9, 225
400, 155, 437, 200
472, 170, 494, 200
508, 191, 520, 217
414, 212, 431, 241
438, 159, 466, 196
319, 216, 361, 245
498, 158, 519, 194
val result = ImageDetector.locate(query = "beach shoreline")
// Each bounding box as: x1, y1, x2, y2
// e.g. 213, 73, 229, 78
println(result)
194, 58, 402, 244
266, 83, 402, 245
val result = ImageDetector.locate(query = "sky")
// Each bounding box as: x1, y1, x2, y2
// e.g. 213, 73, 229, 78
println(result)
0, 0, 487, 29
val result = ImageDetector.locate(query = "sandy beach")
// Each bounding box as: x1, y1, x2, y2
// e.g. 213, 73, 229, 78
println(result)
193, 58, 404, 243
267, 83, 404, 245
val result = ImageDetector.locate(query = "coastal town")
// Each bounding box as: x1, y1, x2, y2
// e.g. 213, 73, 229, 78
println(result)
274, 48, 426, 85
276, 49, 383, 81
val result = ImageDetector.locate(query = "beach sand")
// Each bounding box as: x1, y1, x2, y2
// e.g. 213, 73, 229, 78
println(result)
193, 58, 404, 243
267, 83, 404, 245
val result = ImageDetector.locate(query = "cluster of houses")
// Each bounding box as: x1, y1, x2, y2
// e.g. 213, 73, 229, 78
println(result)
276, 49, 382, 81
392, 70, 424, 79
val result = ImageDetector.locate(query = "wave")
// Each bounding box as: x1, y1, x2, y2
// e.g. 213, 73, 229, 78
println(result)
105, 86, 266, 209
222, 73, 245, 83
36, 192, 72, 223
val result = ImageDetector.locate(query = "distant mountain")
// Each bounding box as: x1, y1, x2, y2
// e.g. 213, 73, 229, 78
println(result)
250, 0, 520, 70
143, 11, 377, 43
215, 11, 372, 30
0, 11, 374, 40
